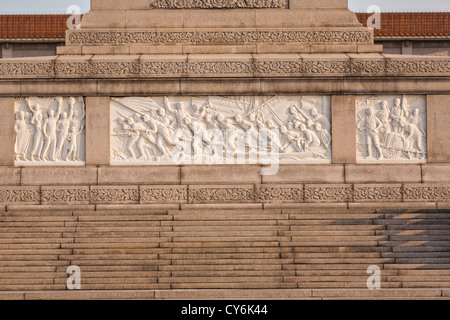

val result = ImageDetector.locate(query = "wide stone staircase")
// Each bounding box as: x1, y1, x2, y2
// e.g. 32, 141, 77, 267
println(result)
0, 207, 449, 299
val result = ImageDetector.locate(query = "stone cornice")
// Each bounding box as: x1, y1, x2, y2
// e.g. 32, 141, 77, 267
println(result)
0, 55, 449, 79
66, 29, 373, 46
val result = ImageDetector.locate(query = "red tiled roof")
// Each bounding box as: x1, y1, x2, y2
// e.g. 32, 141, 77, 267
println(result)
0, 14, 70, 39
0, 13, 449, 40
356, 12, 450, 37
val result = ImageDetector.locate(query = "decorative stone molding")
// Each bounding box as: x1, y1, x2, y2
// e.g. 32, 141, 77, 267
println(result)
67, 30, 372, 46
111, 96, 332, 165
304, 184, 353, 203
353, 184, 402, 202
1, 57, 450, 79
140, 185, 188, 203
403, 184, 449, 202
0, 183, 447, 205
149, 0, 287, 9
14, 97, 86, 166
41, 186, 90, 204
356, 95, 427, 163
0, 187, 40, 204
90, 186, 139, 204
255, 185, 304, 202
189, 185, 255, 203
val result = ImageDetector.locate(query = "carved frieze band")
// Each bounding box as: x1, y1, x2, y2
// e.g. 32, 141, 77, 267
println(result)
0, 184, 446, 205
67, 30, 372, 45
149, 0, 287, 9
1, 58, 449, 79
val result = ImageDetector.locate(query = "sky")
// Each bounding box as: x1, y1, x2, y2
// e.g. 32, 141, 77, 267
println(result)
0, 0, 448, 13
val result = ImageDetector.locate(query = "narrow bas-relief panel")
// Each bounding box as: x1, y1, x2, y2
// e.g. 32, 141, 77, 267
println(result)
149, 0, 288, 9
356, 95, 427, 163
110, 96, 331, 165
14, 97, 86, 166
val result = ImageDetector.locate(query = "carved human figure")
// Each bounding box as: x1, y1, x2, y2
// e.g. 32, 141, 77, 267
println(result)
361, 107, 383, 160
399, 119, 425, 159
377, 101, 392, 142
65, 126, 83, 161
390, 98, 405, 134
56, 112, 71, 160
297, 123, 320, 150
279, 126, 302, 153
30, 112, 44, 161
314, 123, 331, 150
42, 99, 63, 161
14, 111, 31, 161
407, 108, 426, 136
69, 98, 86, 161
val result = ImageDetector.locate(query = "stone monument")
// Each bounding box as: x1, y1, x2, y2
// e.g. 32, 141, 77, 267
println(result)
0, 0, 448, 213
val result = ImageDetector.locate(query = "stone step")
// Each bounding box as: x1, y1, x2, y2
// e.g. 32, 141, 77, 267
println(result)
288, 214, 382, 220
381, 252, 450, 258
376, 230, 447, 235
0, 249, 72, 255
73, 237, 172, 243
0, 285, 65, 291
169, 258, 294, 265
388, 235, 450, 241
0, 254, 60, 261
158, 276, 285, 283
77, 210, 169, 216
384, 264, 450, 270
53, 277, 159, 284
171, 283, 298, 289
0, 266, 57, 273
279, 220, 374, 225
395, 258, 450, 264
159, 253, 281, 260
78, 216, 172, 221
379, 241, 450, 247
159, 265, 283, 271
295, 270, 399, 276
0, 217, 76, 222
161, 231, 280, 237
293, 247, 391, 253
169, 247, 290, 254
297, 282, 402, 289
7, 289, 445, 300
61, 243, 161, 249
63, 232, 162, 238
399, 270, 450, 275
58, 254, 159, 260
171, 214, 289, 221
171, 236, 290, 242
293, 258, 394, 264
162, 221, 279, 226
388, 276, 450, 282
1, 211, 74, 217
68, 260, 171, 266
290, 236, 387, 242
0, 238, 73, 244
285, 253, 381, 258
0, 233, 64, 238
0, 222, 66, 227
72, 248, 172, 255
66, 221, 163, 227
281, 231, 376, 236
0, 272, 58, 278
285, 276, 390, 282
401, 282, 450, 288
72, 227, 173, 232
281, 241, 378, 247
374, 219, 450, 225
387, 225, 450, 230
170, 270, 295, 277
160, 242, 281, 248
171, 226, 288, 231
289, 225, 385, 230
384, 214, 450, 220
0, 261, 68, 267
0, 278, 55, 285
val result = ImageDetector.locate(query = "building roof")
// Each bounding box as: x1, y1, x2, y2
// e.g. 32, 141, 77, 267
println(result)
357, 12, 450, 38
0, 12, 449, 40
0, 14, 69, 40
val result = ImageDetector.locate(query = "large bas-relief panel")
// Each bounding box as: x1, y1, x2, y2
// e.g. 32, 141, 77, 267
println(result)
14, 97, 86, 166
111, 96, 331, 165
356, 95, 427, 163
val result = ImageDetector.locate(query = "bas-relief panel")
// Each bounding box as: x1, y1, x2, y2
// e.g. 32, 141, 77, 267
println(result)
356, 95, 427, 163
14, 97, 86, 166
110, 96, 332, 165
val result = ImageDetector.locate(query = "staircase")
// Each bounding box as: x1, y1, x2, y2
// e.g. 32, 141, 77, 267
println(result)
0, 207, 449, 299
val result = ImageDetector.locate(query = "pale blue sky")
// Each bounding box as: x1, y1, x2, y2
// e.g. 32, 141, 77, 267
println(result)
0, 0, 448, 13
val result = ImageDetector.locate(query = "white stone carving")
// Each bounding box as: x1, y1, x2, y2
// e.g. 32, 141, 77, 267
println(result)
14, 97, 86, 166
356, 95, 427, 163
110, 96, 331, 165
